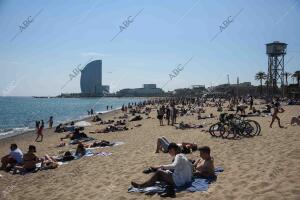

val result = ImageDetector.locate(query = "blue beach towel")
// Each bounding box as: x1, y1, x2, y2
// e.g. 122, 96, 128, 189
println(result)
128, 167, 224, 194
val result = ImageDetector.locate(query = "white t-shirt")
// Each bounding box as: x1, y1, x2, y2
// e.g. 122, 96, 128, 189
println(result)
10, 148, 23, 164
162, 154, 192, 187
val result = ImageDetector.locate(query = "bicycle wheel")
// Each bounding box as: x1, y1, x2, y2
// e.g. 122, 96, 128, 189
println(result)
245, 120, 261, 136
209, 122, 224, 137
240, 121, 255, 137
221, 123, 236, 139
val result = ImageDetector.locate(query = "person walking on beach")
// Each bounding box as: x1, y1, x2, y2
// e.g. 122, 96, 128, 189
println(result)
35, 120, 44, 142
157, 107, 164, 126
91, 109, 94, 115
270, 100, 285, 128
170, 104, 175, 126
48, 116, 53, 128
106, 105, 109, 110
249, 96, 254, 110
165, 105, 170, 125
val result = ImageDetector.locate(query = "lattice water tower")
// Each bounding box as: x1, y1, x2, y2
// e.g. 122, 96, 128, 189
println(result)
266, 41, 287, 96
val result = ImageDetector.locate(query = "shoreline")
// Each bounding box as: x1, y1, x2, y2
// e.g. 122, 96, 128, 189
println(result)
0, 108, 122, 141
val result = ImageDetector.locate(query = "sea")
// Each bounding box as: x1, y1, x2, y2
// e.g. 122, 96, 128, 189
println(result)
0, 97, 147, 139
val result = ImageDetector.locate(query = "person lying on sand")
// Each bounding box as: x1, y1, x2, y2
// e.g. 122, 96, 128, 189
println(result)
1, 144, 23, 171
40, 154, 59, 170
92, 125, 129, 133
114, 120, 126, 126
97, 119, 115, 125
130, 115, 143, 122
193, 146, 215, 179
83, 140, 113, 148
61, 128, 88, 140
155, 137, 198, 154
175, 122, 204, 130
131, 143, 192, 197
198, 113, 214, 120
291, 116, 300, 126
119, 114, 128, 119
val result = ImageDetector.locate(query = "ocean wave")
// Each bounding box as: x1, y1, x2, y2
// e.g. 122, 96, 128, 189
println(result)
0, 127, 35, 139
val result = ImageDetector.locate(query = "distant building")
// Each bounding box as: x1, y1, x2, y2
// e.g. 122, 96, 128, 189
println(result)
116, 84, 164, 97
143, 84, 157, 89
80, 60, 109, 95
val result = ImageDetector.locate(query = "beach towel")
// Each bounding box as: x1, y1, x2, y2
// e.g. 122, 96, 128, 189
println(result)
74, 121, 91, 127
128, 167, 224, 194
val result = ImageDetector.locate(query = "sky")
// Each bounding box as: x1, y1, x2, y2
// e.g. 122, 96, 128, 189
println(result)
0, 0, 299, 96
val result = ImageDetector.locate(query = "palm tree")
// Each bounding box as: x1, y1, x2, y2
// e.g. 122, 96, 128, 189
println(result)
292, 71, 300, 87
284, 72, 291, 86
255, 71, 267, 96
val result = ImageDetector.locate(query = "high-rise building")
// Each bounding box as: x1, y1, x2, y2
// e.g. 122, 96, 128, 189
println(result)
80, 60, 108, 95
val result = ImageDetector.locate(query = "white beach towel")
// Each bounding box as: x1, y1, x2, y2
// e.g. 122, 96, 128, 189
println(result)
75, 121, 91, 127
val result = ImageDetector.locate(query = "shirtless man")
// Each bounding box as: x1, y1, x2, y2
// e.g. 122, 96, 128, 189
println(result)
193, 146, 215, 178
270, 100, 285, 128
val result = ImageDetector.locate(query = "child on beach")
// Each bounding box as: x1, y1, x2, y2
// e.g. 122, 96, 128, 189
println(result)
35, 120, 44, 142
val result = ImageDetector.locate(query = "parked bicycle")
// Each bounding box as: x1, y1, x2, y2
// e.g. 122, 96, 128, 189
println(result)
209, 113, 261, 139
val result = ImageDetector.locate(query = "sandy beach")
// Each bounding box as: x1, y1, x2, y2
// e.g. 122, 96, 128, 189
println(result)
0, 104, 299, 200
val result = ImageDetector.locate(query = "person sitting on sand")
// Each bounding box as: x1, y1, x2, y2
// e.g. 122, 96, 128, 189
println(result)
291, 116, 300, 126
131, 143, 192, 197
155, 137, 198, 154
55, 123, 64, 133
193, 146, 215, 179
75, 142, 86, 157
1, 144, 23, 171
92, 115, 102, 122
15, 145, 39, 172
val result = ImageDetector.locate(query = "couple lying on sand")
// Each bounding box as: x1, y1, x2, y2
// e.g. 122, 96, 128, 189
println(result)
132, 143, 214, 197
